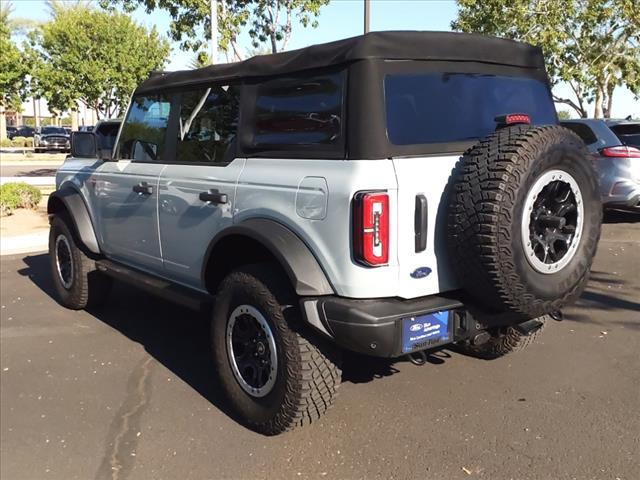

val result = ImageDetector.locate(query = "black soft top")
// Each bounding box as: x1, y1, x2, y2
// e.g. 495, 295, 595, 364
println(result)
136, 30, 545, 94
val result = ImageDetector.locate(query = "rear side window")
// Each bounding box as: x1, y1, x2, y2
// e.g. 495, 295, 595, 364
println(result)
176, 85, 240, 164
118, 94, 172, 161
610, 123, 640, 148
561, 123, 598, 145
385, 73, 557, 145
248, 72, 345, 151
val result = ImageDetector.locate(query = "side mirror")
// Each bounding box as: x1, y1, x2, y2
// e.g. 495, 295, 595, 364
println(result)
71, 131, 98, 158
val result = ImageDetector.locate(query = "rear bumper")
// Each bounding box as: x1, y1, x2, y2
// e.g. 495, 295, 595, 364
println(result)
302, 293, 471, 357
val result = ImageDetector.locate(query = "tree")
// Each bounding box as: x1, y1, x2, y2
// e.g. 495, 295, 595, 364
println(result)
100, 0, 330, 62
29, 3, 170, 120
0, 2, 31, 140
453, 0, 640, 118
557, 110, 572, 120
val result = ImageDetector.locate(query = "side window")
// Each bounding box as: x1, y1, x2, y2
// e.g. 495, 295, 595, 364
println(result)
117, 94, 172, 161
176, 85, 239, 164
561, 122, 598, 145
249, 72, 345, 150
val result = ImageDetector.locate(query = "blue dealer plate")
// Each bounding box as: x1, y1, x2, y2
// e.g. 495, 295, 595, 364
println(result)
401, 311, 450, 353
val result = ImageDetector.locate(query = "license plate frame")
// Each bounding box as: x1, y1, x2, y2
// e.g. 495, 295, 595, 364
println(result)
401, 310, 452, 353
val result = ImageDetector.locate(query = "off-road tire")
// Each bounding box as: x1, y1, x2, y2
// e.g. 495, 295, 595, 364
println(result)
211, 264, 342, 435
455, 316, 548, 360
49, 214, 111, 310
447, 125, 601, 319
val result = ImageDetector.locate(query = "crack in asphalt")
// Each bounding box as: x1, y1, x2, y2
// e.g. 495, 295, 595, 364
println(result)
95, 356, 155, 480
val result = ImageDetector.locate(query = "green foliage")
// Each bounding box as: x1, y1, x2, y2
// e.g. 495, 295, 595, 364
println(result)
453, 0, 640, 118
10, 136, 34, 147
0, 182, 42, 216
28, 4, 170, 119
0, 2, 30, 111
0, 138, 12, 147
557, 110, 572, 120
100, 0, 330, 59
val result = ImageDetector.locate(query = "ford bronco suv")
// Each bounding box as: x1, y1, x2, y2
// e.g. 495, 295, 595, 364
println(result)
48, 31, 601, 435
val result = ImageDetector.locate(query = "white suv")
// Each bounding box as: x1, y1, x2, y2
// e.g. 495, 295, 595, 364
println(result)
48, 31, 602, 435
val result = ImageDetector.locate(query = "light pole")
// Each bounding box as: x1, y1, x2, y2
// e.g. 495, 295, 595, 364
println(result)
211, 0, 217, 64
364, 0, 370, 34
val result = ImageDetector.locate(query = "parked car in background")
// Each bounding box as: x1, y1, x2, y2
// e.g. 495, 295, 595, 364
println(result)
34, 126, 71, 153
78, 125, 94, 132
13, 126, 35, 138
6, 126, 18, 139
562, 119, 640, 212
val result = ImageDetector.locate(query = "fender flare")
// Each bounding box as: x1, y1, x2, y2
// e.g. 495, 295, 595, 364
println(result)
203, 218, 334, 296
47, 187, 101, 255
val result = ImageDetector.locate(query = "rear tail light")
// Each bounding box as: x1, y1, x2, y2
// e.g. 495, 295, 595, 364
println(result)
353, 191, 389, 266
600, 146, 640, 158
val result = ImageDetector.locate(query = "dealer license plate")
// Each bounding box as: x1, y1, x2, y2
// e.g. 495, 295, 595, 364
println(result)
401, 311, 451, 353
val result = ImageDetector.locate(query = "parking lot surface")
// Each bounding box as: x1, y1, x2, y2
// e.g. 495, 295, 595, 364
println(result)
1, 214, 638, 480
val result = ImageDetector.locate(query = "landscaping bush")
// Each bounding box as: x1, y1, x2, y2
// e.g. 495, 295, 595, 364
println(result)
0, 139, 12, 147
10, 136, 27, 147
0, 182, 42, 216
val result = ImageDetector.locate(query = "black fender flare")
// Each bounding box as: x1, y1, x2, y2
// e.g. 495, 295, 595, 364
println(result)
47, 187, 100, 255
203, 218, 334, 296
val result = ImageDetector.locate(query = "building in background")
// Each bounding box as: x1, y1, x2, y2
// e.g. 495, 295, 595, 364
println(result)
5, 97, 98, 130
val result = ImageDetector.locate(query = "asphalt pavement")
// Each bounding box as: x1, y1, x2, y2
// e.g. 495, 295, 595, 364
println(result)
1, 214, 638, 480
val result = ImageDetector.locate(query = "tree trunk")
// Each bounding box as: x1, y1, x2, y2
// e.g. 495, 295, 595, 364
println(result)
593, 87, 604, 118
270, 32, 278, 53
0, 105, 7, 142
605, 83, 615, 119
71, 110, 78, 131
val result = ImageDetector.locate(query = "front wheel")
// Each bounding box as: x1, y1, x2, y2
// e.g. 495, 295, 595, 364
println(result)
49, 215, 111, 310
211, 264, 342, 435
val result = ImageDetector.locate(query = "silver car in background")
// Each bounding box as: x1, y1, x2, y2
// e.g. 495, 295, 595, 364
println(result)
562, 119, 639, 212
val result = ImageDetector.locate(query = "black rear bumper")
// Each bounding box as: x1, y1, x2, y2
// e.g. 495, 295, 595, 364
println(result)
301, 293, 468, 358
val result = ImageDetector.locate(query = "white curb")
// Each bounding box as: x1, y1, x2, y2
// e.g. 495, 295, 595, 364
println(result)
0, 231, 49, 256
0, 177, 56, 186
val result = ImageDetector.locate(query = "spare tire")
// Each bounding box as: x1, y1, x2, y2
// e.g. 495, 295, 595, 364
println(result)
447, 125, 601, 319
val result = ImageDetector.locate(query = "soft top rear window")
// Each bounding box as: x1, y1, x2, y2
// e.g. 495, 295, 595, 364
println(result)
385, 73, 557, 146
609, 123, 640, 148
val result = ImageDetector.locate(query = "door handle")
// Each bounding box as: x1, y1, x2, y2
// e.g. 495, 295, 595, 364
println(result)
132, 182, 153, 195
414, 194, 428, 253
199, 189, 228, 205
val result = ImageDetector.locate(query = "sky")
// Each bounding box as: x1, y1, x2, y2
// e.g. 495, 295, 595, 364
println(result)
8, 0, 640, 119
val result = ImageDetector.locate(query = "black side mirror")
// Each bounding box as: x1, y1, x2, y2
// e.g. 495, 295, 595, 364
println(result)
71, 131, 98, 158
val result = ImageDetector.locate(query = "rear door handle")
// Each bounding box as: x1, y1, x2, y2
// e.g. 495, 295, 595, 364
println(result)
199, 189, 228, 205
132, 182, 153, 195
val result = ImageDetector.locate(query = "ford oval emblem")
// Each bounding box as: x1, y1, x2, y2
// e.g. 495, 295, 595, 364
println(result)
410, 323, 423, 332
410, 267, 432, 279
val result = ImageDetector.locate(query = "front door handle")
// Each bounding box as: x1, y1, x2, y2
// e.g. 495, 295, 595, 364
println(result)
199, 189, 228, 205
132, 182, 153, 195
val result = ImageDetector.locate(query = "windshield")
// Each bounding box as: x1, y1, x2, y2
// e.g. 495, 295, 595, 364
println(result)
41, 127, 67, 135
385, 73, 557, 145
610, 123, 640, 148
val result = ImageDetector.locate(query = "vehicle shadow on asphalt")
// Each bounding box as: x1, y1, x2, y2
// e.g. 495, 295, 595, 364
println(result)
603, 210, 639, 224
16, 253, 447, 423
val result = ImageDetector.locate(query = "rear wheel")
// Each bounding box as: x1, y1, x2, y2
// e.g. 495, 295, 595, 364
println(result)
49, 215, 111, 310
211, 264, 342, 435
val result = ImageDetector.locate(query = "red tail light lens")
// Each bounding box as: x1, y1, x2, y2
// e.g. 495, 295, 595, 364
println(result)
600, 146, 640, 158
494, 113, 531, 126
353, 191, 389, 266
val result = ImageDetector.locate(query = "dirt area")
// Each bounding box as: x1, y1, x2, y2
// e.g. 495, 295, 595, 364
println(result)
0, 207, 49, 237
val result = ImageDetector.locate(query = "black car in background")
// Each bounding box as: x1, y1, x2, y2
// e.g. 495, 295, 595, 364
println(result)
9, 126, 35, 138
6, 126, 18, 139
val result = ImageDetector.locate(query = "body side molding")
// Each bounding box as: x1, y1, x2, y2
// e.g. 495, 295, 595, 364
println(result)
203, 218, 335, 296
